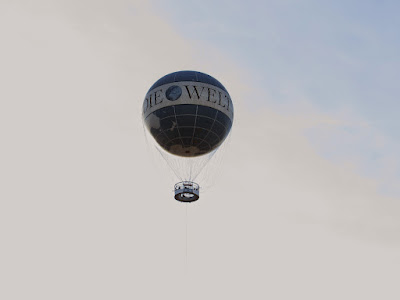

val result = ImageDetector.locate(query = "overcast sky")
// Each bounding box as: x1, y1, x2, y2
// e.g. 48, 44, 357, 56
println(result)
1, 1, 399, 299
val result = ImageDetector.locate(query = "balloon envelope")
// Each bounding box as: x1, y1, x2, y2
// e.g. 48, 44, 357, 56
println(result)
143, 71, 234, 157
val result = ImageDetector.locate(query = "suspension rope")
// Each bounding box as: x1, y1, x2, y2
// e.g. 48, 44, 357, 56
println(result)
185, 203, 188, 276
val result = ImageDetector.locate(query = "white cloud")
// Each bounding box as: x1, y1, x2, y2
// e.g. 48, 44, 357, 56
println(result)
0, 1, 399, 299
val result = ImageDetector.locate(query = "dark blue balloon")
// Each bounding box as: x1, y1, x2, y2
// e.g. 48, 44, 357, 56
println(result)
143, 71, 233, 157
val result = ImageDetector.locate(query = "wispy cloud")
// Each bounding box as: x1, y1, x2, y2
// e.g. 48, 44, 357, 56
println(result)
1, 1, 399, 299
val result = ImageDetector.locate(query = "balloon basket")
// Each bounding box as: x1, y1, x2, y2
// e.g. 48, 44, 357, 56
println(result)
174, 181, 200, 202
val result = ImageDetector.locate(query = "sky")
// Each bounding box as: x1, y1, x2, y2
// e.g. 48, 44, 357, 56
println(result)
0, 1, 399, 299
151, 0, 400, 196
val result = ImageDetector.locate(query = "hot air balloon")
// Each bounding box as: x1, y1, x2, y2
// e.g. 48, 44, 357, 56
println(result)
143, 71, 234, 202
